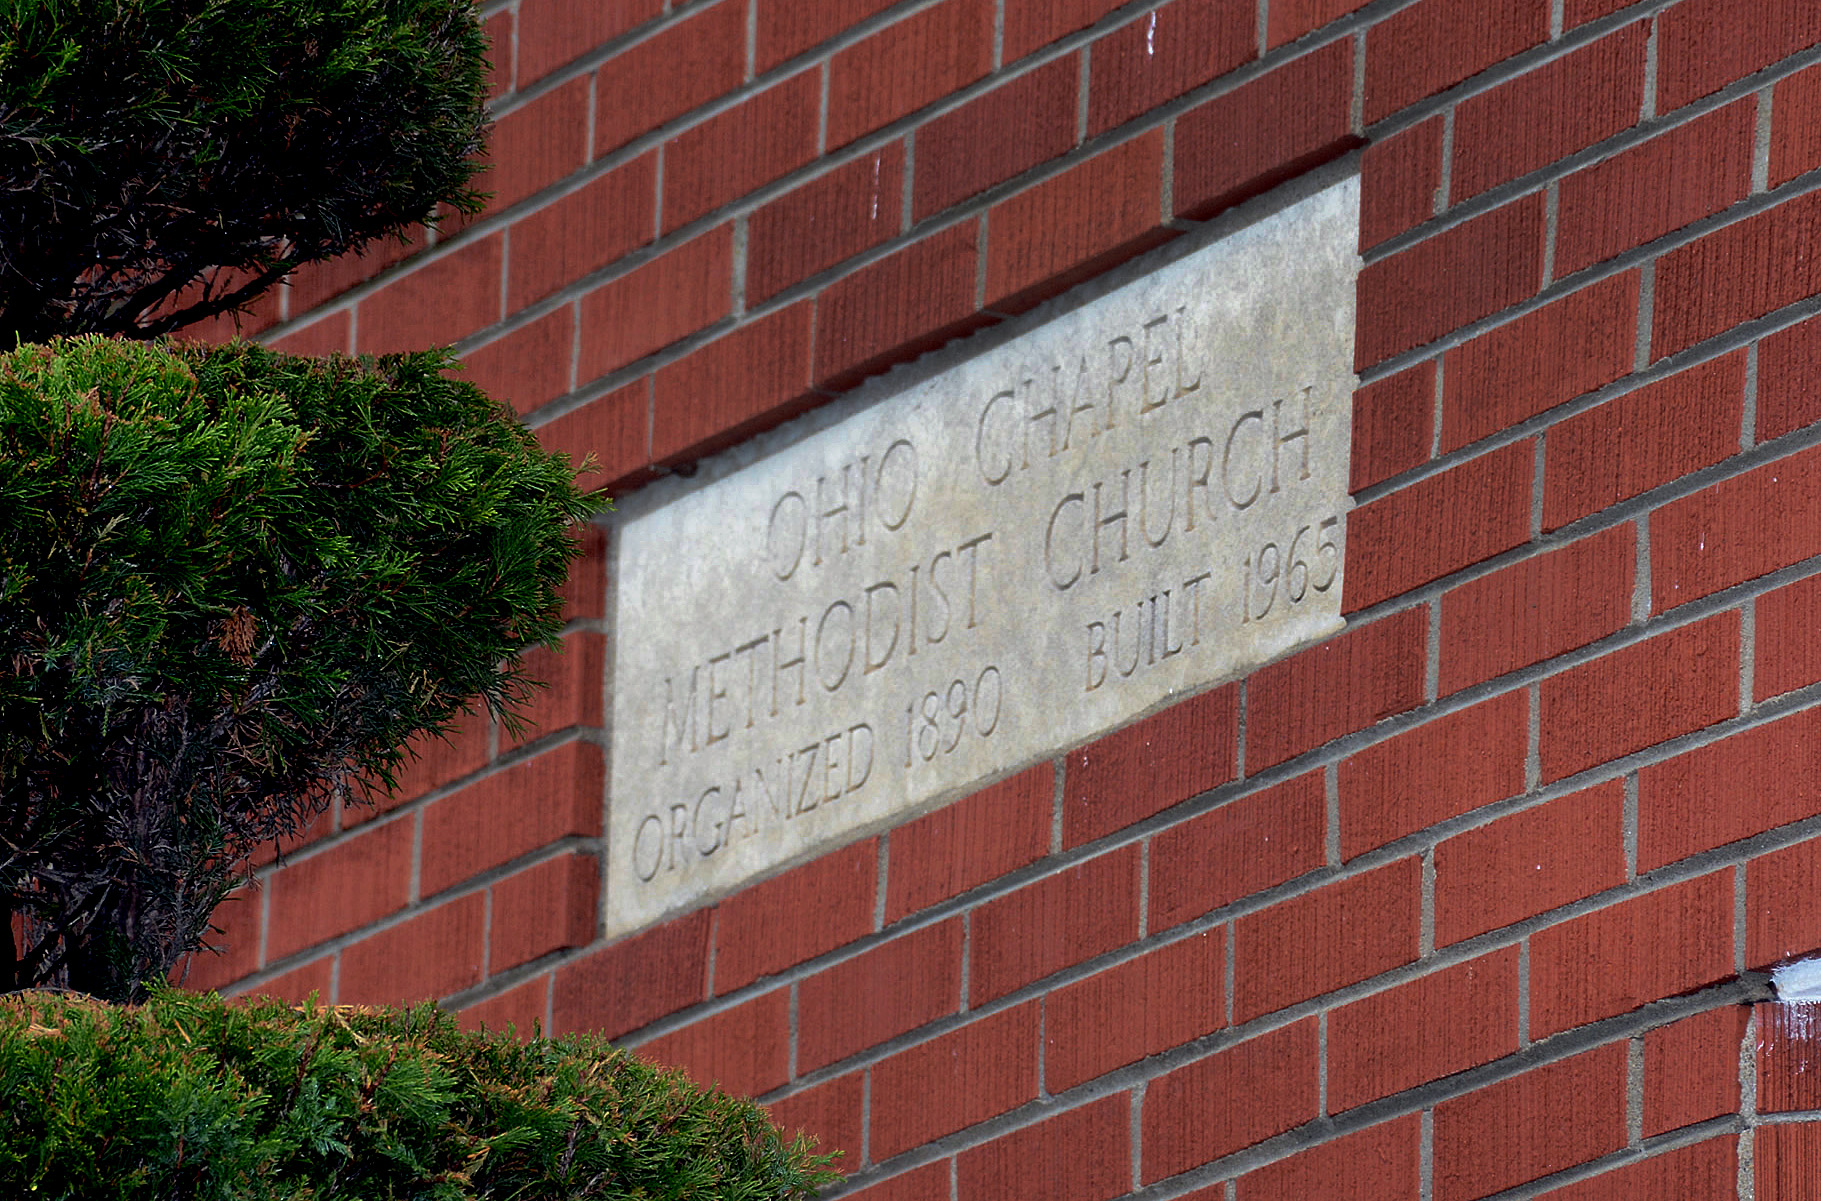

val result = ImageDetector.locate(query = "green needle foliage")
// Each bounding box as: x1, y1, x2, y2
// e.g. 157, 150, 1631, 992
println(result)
0, 0, 490, 342
0, 989, 840, 1199
0, 335, 603, 1001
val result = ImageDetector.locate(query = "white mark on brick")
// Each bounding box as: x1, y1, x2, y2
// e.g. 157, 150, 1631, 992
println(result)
1147, 11, 1157, 56
871, 154, 881, 222
1774, 956, 1821, 1001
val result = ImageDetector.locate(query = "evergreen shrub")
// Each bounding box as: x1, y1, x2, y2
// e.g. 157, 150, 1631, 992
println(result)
0, 988, 838, 1199
0, 0, 491, 342
0, 336, 600, 1001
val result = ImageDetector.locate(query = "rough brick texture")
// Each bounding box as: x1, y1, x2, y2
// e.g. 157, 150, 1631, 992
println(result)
212, 5, 1821, 1197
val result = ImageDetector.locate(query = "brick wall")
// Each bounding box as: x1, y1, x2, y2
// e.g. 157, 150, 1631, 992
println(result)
183, 0, 1821, 1196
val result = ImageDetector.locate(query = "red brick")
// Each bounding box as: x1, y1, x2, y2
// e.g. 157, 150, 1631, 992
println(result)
912, 58, 1079, 221
1361, 117, 1444, 252
1438, 524, 1635, 696
1537, 1138, 1737, 1201
767, 1073, 865, 1169
241, 957, 333, 1005
1234, 857, 1421, 1022
576, 227, 732, 381
1760, 313, 1821, 442
1759, 1001, 1821, 1112
457, 975, 549, 1039
958, 1094, 1130, 1201
481, 10, 512, 100
815, 221, 991, 389
266, 311, 351, 357
172, 284, 282, 346
287, 226, 428, 315
1045, 930, 1223, 1093
638, 987, 791, 1098
798, 920, 962, 1072
1339, 690, 1528, 860
1774, 64, 1821, 187
969, 845, 1139, 1004
266, 818, 414, 960
594, 0, 745, 156
1002, 0, 1124, 62
356, 234, 503, 354
1246, 605, 1427, 770
1344, 439, 1535, 612
559, 524, 607, 622
516, 0, 660, 88
489, 853, 597, 973
506, 154, 659, 312
1532, 873, 1735, 1037
419, 740, 603, 897
1757, 1122, 1821, 1201
885, 763, 1052, 923
1087, 0, 1253, 137
1266, 0, 1370, 49
461, 307, 573, 415
1748, 838, 1821, 970
1442, 273, 1639, 452
1149, 771, 1326, 931
1140, 1019, 1320, 1182
1640, 708, 1821, 872
1562, 0, 1631, 28
663, 72, 821, 234
713, 838, 877, 992
1432, 1043, 1627, 1201
755, 0, 899, 72
846, 1163, 952, 1201
1434, 779, 1627, 947
1062, 685, 1236, 847
828, 0, 995, 151
985, 131, 1171, 314
1645, 1006, 1747, 1135
1758, 575, 1821, 699
748, 145, 906, 305
356, 706, 491, 817
1657, 0, 1821, 113
1363, 0, 1550, 124
1555, 99, 1756, 277
501, 631, 605, 750
871, 1002, 1041, 1158
551, 908, 711, 1039
1329, 950, 1519, 1113
1654, 191, 1821, 359
1544, 351, 1745, 530
338, 893, 486, 1004
1173, 40, 1358, 222
1350, 364, 1434, 491
1451, 24, 1647, 203
482, 76, 590, 215
535, 380, 652, 493
1539, 611, 1739, 783
1355, 193, 1547, 369
1237, 1115, 1422, 1201
650, 301, 815, 463
1653, 443, 1821, 610
179, 887, 261, 993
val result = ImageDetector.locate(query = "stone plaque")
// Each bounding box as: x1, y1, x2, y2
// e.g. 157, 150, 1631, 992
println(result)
605, 175, 1360, 935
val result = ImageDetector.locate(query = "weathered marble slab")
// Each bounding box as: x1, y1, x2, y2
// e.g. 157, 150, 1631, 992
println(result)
604, 175, 1360, 935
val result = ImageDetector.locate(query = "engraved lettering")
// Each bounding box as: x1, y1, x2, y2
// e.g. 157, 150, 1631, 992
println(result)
1092, 471, 1130, 574
815, 600, 855, 692
977, 389, 1017, 485
864, 580, 901, 673
767, 490, 808, 580
1223, 409, 1265, 509
1045, 493, 1086, 591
